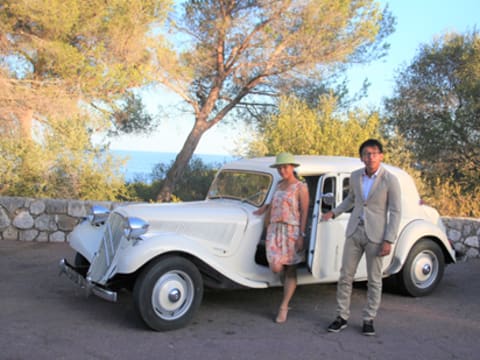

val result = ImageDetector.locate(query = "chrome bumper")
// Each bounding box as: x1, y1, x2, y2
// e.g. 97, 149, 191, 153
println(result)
59, 258, 117, 302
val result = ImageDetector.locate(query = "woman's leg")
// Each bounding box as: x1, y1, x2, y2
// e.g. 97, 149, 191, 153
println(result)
276, 265, 297, 323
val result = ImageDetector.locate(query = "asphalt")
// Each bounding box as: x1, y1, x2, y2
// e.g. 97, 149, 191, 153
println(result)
1, 240, 479, 360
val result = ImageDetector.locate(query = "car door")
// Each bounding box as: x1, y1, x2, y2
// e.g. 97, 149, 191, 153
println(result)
308, 173, 368, 282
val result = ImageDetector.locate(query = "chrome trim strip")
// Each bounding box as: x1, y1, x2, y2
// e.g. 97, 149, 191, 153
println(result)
59, 259, 117, 302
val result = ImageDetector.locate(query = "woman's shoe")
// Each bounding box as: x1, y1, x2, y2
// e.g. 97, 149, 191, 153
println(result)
275, 307, 290, 323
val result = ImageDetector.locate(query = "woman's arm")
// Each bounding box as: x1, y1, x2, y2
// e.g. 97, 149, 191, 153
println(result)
298, 183, 310, 250
299, 183, 309, 233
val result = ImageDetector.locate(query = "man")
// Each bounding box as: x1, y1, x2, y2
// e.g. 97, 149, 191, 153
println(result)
322, 139, 401, 336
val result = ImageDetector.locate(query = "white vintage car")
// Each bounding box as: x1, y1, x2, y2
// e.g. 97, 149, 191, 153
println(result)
59, 156, 455, 331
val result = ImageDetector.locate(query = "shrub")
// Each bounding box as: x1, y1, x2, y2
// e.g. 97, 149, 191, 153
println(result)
422, 179, 480, 218
127, 157, 220, 202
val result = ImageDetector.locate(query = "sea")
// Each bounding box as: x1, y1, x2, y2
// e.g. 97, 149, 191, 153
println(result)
112, 150, 234, 182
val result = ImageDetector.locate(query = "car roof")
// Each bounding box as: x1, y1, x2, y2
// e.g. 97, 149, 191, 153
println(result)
222, 155, 365, 176
221, 155, 422, 210
223, 155, 413, 179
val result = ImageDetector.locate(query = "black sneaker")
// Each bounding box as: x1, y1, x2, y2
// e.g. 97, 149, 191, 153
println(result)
327, 316, 348, 333
362, 320, 375, 336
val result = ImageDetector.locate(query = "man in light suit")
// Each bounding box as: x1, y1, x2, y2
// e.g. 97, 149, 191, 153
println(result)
322, 139, 401, 336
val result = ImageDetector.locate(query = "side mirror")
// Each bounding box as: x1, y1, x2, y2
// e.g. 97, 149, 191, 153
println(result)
88, 205, 110, 225
124, 217, 149, 239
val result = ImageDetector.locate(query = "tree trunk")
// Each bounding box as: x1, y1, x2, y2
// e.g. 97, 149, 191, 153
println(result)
156, 120, 208, 202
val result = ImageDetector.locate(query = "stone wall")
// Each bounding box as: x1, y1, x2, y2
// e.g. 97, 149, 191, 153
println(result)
0, 196, 479, 260
0, 196, 121, 243
442, 217, 480, 260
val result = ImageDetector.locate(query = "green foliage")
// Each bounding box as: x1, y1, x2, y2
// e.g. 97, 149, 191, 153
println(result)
422, 179, 480, 218
0, 116, 129, 200
0, 0, 172, 136
244, 94, 383, 157
240, 91, 479, 217
126, 179, 163, 203
0, 0, 171, 201
384, 30, 480, 190
287, 77, 371, 113
173, 158, 219, 201
127, 157, 220, 202
155, 0, 395, 200
109, 92, 159, 137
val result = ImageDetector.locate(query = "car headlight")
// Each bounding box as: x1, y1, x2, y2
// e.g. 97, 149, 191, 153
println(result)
87, 205, 110, 226
124, 217, 149, 240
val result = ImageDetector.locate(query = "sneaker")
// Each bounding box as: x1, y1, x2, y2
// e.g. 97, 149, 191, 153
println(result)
362, 320, 375, 336
327, 316, 348, 333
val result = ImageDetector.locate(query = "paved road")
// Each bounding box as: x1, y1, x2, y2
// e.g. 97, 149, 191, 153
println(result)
1, 240, 479, 360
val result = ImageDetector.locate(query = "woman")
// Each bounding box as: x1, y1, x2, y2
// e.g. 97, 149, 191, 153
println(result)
254, 152, 309, 323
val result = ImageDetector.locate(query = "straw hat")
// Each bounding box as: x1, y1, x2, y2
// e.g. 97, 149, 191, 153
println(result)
270, 152, 300, 168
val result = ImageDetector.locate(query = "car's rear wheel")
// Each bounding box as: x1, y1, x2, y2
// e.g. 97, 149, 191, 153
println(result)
133, 256, 203, 331
397, 239, 445, 297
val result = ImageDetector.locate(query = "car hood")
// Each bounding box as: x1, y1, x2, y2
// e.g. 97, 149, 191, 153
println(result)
114, 201, 249, 254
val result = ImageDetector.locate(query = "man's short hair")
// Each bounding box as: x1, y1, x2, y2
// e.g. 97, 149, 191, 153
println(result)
359, 139, 383, 156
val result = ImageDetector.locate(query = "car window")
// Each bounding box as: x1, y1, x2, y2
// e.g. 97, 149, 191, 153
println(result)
321, 176, 336, 212
342, 176, 353, 213
207, 170, 273, 206
342, 177, 350, 201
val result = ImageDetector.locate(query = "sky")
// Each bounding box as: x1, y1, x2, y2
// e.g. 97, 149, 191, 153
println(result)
110, 0, 479, 155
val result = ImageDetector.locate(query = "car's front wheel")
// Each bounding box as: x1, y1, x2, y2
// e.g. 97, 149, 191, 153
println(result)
397, 239, 445, 297
133, 256, 203, 331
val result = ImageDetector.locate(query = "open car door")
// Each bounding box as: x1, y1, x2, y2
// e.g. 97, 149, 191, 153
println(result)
308, 173, 359, 282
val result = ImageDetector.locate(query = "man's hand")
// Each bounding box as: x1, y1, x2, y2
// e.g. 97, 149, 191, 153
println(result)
379, 241, 392, 257
321, 211, 334, 221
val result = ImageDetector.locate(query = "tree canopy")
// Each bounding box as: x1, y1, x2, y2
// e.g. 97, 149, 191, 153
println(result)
0, 0, 171, 137
243, 94, 383, 157
0, 115, 128, 200
384, 30, 480, 191
0, 0, 171, 200
154, 0, 395, 201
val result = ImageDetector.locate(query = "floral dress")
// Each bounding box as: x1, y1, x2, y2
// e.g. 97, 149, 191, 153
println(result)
266, 181, 306, 267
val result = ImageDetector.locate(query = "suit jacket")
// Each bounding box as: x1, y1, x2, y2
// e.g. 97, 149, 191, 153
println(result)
332, 165, 401, 244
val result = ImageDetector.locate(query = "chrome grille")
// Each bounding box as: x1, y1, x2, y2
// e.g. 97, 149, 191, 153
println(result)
88, 213, 125, 284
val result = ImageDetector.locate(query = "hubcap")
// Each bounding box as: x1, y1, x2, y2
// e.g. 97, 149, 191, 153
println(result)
168, 288, 181, 302
151, 270, 194, 320
422, 264, 432, 275
410, 250, 438, 289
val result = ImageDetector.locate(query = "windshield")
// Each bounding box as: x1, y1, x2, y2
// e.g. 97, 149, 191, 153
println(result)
207, 170, 273, 206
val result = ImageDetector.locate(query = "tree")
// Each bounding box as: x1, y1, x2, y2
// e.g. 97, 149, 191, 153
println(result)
154, 0, 395, 201
384, 30, 480, 191
0, 0, 171, 138
242, 94, 383, 157
0, 116, 128, 200
108, 92, 159, 137
127, 157, 219, 202
152, 157, 219, 201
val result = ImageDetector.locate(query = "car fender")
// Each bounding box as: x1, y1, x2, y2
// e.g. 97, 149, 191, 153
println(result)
114, 232, 269, 289
68, 220, 104, 262
385, 219, 455, 275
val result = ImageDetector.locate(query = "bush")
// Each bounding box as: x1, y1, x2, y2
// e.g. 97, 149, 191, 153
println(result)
422, 179, 480, 218
127, 157, 220, 202
0, 118, 129, 201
